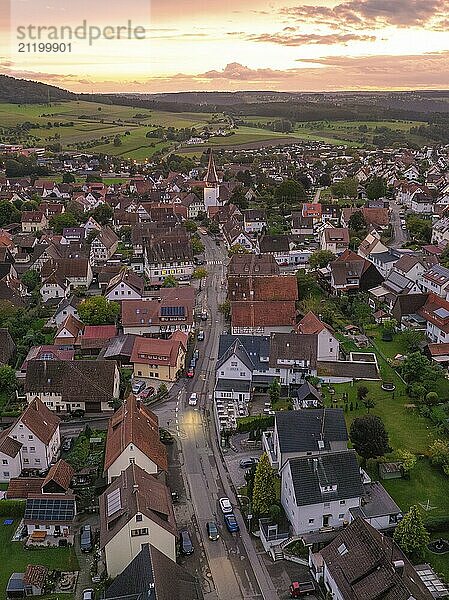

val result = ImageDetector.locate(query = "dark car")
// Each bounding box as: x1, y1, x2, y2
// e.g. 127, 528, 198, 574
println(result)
80, 524, 93, 552
201, 311, 208, 321
197, 330, 205, 341
224, 513, 239, 534
206, 521, 219, 541
62, 437, 72, 452
180, 529, 194, 555
193, 349, 199, 360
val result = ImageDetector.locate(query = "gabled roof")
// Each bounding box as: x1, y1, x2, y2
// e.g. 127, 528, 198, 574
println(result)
18, 398, 60, 445
42, 459, 74, 493
216, 338, 254, 372
6, 477, 44, 499
269, 332, 318, 369
55, 314, 84, 339
218, 334, 270, 371
288, 450, 363, 506
105, 269, 144, 295
296, 381, 321, 403
131, 336, 184, 368
0, 428, 22, 457
228, 253, 280, 276
104, 543, 202, 600
321, 517, 433, 600
259, 234, 290, 253
99, 464, 176, 548
228, 274, 298, 302
297, 311, 332, 335
275, 408, 348, 454
104, 394, 168, 473
231, 301, 297, 328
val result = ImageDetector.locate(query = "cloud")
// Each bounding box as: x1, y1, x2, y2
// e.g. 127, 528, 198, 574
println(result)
242, 32, 376, 46
281, 0, 449, 30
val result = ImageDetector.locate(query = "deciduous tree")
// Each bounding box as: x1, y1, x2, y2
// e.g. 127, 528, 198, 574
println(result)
350, 415, 389, 464
78, 296, 119, 325
393, 505, 429, 560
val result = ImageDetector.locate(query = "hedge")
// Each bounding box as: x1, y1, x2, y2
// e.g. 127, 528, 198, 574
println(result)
237, 414, 274, 433
425, 515, 449, 532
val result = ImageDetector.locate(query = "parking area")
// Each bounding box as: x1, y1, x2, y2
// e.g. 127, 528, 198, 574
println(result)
260, 551, 320, 600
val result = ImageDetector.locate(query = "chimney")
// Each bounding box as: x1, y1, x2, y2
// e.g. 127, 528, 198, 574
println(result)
133, 484, 139, 494
313, 458, 318, 472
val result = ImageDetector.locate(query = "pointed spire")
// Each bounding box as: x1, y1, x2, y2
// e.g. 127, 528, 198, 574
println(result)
204, 148, 219, 185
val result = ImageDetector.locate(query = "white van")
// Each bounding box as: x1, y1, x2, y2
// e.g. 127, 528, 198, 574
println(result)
189, 393, 198, 406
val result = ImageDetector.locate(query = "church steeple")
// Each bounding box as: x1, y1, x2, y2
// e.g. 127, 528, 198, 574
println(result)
204, 148, 219, 186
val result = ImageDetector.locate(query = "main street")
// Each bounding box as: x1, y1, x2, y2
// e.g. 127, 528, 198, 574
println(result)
152, 234, 279, 600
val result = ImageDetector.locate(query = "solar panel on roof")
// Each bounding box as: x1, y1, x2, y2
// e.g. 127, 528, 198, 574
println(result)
25, 498, 75, 521
435, 308, 449, 319
160, 306, 185, 317
107, 488, 122, 517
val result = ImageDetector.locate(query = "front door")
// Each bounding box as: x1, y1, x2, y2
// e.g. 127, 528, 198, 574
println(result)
323, 514, 331, 527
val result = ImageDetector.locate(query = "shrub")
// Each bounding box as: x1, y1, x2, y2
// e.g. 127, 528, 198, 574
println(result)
0, 499, 25, 517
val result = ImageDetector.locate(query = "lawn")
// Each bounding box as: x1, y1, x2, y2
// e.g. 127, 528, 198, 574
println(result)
0, 519, 79, 597
425, 531, 449, 582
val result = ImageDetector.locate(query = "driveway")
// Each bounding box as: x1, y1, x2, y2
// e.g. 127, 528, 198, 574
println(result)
74, 513, 100, 599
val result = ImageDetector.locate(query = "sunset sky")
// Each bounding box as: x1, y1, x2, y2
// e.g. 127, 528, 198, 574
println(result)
1, 0, 449, 92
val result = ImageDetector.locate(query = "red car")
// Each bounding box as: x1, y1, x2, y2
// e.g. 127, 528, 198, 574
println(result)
187, 368, 195, 378
139, 387, 155, 400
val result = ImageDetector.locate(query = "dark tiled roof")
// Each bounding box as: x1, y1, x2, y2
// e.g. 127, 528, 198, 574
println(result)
218, 334, 270, 371
104, 543, 202, 600
42, 459, 74, 493
269, 333, 318, 369
0, 429, 22, 457
317, 360, 379, 380
231, 301, 297, 328
288, 450, 363, 506
259, 234, 290, 253
228, 253, 280, 276
275, 408, 348, 454
321, 518, 433, 600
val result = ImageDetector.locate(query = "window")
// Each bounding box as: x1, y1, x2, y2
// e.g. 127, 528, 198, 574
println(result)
28, 435, 33, 440
136, 514, 143, 522
2, 460, 7, 465
131, 528, 148, 537
240, 372, 246, 377
129, 458, 135, 464
29, 447, 35, 453
35, 459, 41, 464
3, 472, 9, 478
324, 502, 330, 508
231, 362, 237, 367
340, 500, 346, 505
339, 514, 344, 519
309, 519, 314, 524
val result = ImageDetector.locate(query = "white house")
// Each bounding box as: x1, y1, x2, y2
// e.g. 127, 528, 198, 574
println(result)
24, 494, 76, 538
0, 430, 22, 482
243, 209, 267, 234
103, 395, 167, 483
281, 450, 363, 536
104, 270, 144, 301
421, 264, 449, 300
4, 398, 61, 476
263, 409, 348, 471
40, 272, 69, 303
100, 464, 176, 578
90, 226, 119, 265
297, 312, 339, 361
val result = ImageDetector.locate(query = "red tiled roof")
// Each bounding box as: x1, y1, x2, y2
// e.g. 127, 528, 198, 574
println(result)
82, 325, 117, 340
6, 477, 44, 499
131, 336, 183, 367
42, 459, 74, 492
298, 311, 331, 334
19, 398, 60, 445
427, 343, 449, 357
104, 394, 168, 472
231, 301, 297, 327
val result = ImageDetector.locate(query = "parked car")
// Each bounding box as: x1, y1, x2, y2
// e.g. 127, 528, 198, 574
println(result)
62, 437, 72, 452
289, 581, 316, 597
193, 349, 199, 360
139, 386, 155, 400
189, 393, 198, 406
131, 380, 146, 394
239, 457, 258, 469
206, 521, 219, 541
82, 589, 94, 600
201, 311, 208, 321
189, 358, 197, 369
80, 524, 92, 552
197, 330, 205, 341
180, 529, 194, 555
187, 367, 195, 378
224, 513, 239, 533
219, 497, 233, 514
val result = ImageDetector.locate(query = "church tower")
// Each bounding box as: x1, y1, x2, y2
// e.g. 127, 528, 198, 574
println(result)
203, 149, 220, 209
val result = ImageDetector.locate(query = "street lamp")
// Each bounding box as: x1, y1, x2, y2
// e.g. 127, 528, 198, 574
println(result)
237, 494, 252, 532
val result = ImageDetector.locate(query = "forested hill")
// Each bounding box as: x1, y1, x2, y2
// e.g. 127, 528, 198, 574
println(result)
0, 75, 75, 103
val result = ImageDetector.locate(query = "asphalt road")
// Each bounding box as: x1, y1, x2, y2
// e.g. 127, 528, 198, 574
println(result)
390, 200, 408, 248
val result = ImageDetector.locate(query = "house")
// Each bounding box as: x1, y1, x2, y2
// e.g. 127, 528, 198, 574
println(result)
291, 211, 314, 235
54, 314, 84, 347
41, 459, 75, 494
258, 234, 291, 265
297, 312, 340, 361
144, 240, 195, 285
121, 288, 195, 336
2, 398, 61, 477
357, 230, 388, 259
294, 381, 322, 409
90, 226, 119, 265
368, 249, 401, 278
425, 342, 449, 365
269, 332, 318, 385
320, 227, 350, 255
432, 216, 449, 246
104, 269, 144, 301
222, 218, 254, 252
263, 408, 348, 471
131, 334, 187, 382
42, 258, 93, 290
317, 359, 380, 383
20, 345, 74, 372
104, 394, 167, 483
6, 565, 48, 598
418, 293, 449, 343
98, 334, 137, 366
341, 207, 390, 229
50, 296, 81, 327
100, 464, 176, 578
243, 209, 267, 234
421, 264, 449, 300
104, 543, 202, 600
24, 359, 120, 413
21, 211, 48, 233
329, 250, 383, 296
391, 293, 428, 328
228, 253, 280, 276
24, 494, 76, 540
281, 450, 363, 536
350, 481, 402, 531
40, 269, 70, 302
0, 328, 15, 365
313, 518, 433, 600
6, 477, 45, 499
79, 325, 118, 355
394, 253, 436, 282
